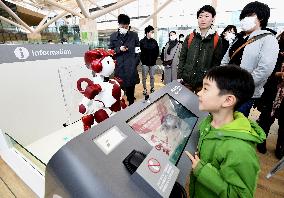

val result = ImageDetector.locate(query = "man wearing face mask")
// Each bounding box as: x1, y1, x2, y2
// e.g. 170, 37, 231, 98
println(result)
221, 1, 279, 117
109, 14, 140, 105
139, 25, 159, 95
177, 5, 222, 93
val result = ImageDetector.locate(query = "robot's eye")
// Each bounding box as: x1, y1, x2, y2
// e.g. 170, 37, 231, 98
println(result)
107, 61, 109, 64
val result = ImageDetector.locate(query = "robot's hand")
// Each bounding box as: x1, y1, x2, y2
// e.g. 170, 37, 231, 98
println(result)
79, 104, 87, 114
77, 78, 102, 99
113, 77, 123, 86
84, 84, 102, 99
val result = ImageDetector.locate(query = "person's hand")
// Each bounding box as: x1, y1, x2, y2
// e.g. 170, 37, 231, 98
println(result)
120, 46, 128, 52
280, 52, 284, 56
275, 72, 284, 80
177, 79, 183, 83
185, 151, 200, 169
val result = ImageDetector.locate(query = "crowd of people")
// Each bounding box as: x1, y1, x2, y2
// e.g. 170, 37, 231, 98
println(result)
109, 1, 284, 197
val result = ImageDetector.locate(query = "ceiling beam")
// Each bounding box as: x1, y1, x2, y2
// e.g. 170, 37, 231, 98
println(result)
87, 0, 117, 19
34, 11, 68, 33
138, 0, 172, 29
76, 0, 90, 18
44, 0, 85, 18
34, 11, 51, 32
0, 0, 34, 32
90, 0, 136, 20
0, 16, 29, 33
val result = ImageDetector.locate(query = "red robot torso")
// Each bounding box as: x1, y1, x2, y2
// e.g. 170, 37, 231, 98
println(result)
77, 49, 127, 131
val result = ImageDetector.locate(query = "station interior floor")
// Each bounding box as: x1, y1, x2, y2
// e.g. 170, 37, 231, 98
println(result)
0, 71, 284, 198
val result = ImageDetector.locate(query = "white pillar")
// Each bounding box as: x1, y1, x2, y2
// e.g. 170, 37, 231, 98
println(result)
212, 0, 217, 9
153, 0, 158, 40
27, 33, 41, 43
79, 18, 98, 46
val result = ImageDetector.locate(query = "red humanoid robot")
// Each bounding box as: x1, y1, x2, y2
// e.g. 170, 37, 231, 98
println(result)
77, 49, 127, 131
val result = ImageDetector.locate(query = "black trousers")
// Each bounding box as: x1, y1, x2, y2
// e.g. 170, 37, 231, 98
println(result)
258, 99, 284, 155
276, 100, 284, 153
124, 85, 135, 105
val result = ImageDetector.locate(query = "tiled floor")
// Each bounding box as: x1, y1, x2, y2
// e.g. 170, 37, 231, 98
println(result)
0, 72, 283, 197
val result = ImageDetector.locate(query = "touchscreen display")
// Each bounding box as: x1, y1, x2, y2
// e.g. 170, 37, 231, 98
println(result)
127, 94, 198, 164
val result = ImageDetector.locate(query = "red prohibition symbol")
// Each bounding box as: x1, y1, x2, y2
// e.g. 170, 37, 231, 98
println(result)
148, 158, 161, 173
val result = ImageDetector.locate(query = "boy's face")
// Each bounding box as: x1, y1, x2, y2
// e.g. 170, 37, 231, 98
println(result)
198, 11, 214, 30
197, 78, 234, 112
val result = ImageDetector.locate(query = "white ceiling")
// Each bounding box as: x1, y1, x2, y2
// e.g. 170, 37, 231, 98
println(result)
3, 0, 284, 31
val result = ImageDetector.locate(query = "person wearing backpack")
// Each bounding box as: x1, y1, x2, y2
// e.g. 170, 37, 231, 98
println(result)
221, 1, 279, 117
177, 5, 222, 93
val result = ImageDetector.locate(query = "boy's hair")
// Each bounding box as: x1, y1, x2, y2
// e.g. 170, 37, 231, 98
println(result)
145, 25, 154, 34
240, 1, 270, 28
197, 5, 216, 18
205, 65, 255, 109
118, 14, 130, 25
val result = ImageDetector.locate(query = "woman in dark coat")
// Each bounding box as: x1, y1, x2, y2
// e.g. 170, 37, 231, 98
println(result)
257, 31, 284, 159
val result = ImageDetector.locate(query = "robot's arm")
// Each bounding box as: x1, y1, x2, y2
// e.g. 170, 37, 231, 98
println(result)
77, 78, 102, 115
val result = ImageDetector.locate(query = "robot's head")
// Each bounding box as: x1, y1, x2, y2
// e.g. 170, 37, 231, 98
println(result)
84, 49, 116, 77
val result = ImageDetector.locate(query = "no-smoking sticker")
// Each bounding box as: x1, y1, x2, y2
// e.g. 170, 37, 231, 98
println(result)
148, 158, 161, 173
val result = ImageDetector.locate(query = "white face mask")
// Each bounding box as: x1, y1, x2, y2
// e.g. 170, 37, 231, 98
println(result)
225, 32, 236, 43
170, 35, 177, 41
119, 27, 128, 35
240, 16, 257, 32
179, 37, 184, 42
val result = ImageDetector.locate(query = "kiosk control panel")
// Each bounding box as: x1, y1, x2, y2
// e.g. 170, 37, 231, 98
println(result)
45, 81, 207, 198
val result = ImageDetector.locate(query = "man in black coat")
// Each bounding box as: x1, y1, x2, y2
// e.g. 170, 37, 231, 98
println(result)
140, 25, 159, 95
109, 14, 140, 105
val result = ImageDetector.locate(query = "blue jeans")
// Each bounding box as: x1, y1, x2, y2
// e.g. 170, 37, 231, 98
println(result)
142, 65, 156, 90
237, 99, 255, 117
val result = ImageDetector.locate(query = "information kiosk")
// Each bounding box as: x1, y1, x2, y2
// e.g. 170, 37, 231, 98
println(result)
45, 81, 208, 198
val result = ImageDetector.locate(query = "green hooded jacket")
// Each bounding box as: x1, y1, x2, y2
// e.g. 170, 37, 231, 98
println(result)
190, 112, 266, 198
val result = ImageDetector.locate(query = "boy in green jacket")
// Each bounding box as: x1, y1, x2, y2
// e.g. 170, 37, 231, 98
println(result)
185, 65, 266, 198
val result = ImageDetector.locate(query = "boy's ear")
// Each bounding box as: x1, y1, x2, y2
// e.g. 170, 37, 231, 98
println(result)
222, 95, 237, 108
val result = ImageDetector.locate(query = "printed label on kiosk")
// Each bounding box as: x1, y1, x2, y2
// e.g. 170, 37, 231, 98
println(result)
94, 126, 127, 155
132, 148, 180, 198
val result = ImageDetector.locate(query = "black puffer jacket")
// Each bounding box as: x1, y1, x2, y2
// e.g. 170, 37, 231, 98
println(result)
140, 36, 159, 66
